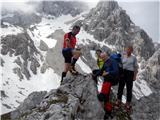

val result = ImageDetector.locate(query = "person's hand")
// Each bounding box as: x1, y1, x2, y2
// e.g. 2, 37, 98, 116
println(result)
76, 45, 81, 50
133, 73, 137, 81
102, 71, 109, 77
133, 70, 138, 81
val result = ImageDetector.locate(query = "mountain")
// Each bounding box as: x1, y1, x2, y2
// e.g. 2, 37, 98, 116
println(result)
1, 1, 88, 28
1, 1, 89, 114
2, 75, 132, 120
1, 0, 160, 120
77, 1, 155, 60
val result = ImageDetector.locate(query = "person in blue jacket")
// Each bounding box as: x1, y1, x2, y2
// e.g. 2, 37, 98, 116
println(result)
94, 52, 119, 119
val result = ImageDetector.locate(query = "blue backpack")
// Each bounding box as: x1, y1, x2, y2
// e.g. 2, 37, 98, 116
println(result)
110, 53, 123, 85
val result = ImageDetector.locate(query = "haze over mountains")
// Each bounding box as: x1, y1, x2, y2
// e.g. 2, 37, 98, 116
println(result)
0, 1, 159, 120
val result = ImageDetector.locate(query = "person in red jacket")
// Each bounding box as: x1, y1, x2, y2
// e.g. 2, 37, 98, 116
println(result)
61, 25, 81, 82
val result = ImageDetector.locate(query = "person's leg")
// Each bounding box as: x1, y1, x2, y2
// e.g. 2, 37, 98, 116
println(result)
117, 71, 126, 102
103, 82, 112, 119
61, 49, 72, 82
62, 63, 71, 80
71, 49, 81, 68
126, 71, 134, 107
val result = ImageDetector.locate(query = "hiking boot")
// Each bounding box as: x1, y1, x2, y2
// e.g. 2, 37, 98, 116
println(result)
125, 104, 132, 113
114, 99, 121, 108
104, 111, 113, 120
70, 66, 79, 75
61, 72, 67, 84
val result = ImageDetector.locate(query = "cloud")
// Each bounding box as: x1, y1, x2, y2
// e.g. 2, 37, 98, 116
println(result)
118, 1, 159, 42
1, 1, 38, 13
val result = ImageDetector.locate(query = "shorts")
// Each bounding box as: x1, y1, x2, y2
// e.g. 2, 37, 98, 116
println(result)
62, 48, 73, 63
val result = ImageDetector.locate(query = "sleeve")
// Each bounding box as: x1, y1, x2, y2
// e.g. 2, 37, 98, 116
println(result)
134, 57, 139, 71
64, 33, 69, 40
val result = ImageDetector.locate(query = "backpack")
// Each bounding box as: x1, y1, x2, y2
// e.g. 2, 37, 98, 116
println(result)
110, 53, 123, 86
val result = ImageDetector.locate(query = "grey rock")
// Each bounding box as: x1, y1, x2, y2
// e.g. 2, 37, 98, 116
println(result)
139, 49, 160, 91
40, 63, 48, 73
39, 40, 48, 51
1, 32, 42, 80
3, 104, 12, 109
30, 57, 40, 75
10, 75, 105, 120
11, 91, 47, 120
1, 11, 41, 28
132, 93, 160, 120
21, 61, 31, 80
1, 57, 5, 67
14, 57, 22, 66
37, 1, 88, 17
0, 90, 8, 98
13, 67, 24, 80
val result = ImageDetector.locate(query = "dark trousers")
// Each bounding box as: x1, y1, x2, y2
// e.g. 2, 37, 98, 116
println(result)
92, 69, 101, 84
117, 69, 134, 102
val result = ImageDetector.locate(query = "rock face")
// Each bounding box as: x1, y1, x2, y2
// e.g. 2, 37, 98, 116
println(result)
8, 74, 105, 120
1, 32, 42, 80
37, 1, 88, 17
1, 12, 41, 28
1, 1, 88, 28
126, 49, 160, 120
139, 49, 160, 91
132, 93, 160, 120
78, 1, 155, 60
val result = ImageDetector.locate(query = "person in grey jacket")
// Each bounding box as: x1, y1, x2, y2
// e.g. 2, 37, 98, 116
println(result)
116, 46, 138, 112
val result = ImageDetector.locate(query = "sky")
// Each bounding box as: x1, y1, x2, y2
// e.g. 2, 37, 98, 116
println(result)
0, 0, 159, 43
118, 1, 159, 43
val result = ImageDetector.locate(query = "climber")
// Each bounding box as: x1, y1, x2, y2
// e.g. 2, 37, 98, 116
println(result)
93, 52, 119, 119
61, 25, 81, 82
96, 49, 104, 69
92, 49, 104, 83
115, 45, 139, 112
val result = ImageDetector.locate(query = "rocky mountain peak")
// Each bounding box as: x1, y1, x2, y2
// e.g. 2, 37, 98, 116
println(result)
3, 75, 104, 120
79, 0, 155, 60
96, 0, 119, 12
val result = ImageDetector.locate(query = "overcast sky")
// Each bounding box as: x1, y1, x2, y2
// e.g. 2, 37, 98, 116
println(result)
0, 0, 159, 43
118, 1, 159, 43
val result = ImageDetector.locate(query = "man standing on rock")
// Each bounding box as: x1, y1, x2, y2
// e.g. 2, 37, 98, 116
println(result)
61, 25, 81, 82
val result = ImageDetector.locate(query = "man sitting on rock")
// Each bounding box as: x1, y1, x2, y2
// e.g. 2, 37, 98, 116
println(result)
92, 49, 104, 84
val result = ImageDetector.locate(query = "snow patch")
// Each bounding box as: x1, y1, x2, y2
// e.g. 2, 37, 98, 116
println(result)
90, 50, 96, 60
77, 57, 92, 74
0, 22, 23, 37
77, 28, 116, 50
27, 14, 79, 49
133, 79, 152, 100
1, 54, 60, 114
